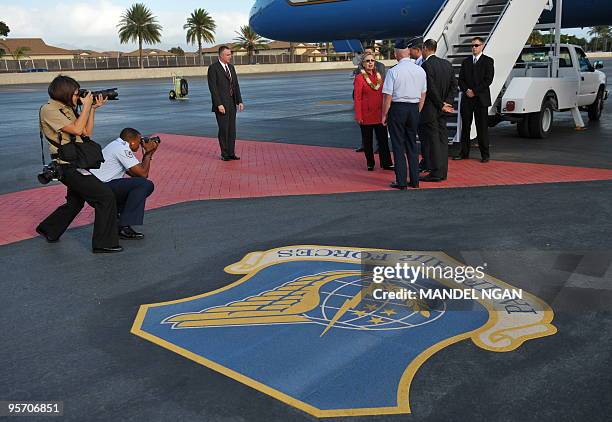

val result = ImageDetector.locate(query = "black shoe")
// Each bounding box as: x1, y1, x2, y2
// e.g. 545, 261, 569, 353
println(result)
480, 158, 490, 163
382, 166, 395, 171
119, 226, 144, 240
220, 155, 231, 161
389, 182, 407, 190
419, 168, 431, 174
355, 147, 364, 152
452, 156, 467, 161
93, 246, 123, 254
230, 155, 241, 160
420, 175, 443, 182
36, 226, 59, 243
367, 166, 374, 171
408, 182, 420, 189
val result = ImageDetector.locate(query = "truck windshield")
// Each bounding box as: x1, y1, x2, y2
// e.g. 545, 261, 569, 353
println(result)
515, 47, 573, 68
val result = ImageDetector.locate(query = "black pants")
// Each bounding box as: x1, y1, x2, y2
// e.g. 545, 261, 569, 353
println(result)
460, 98, 490, 159
418, 124, 431, 171
37, 167, 119, 249
215, 103, 237, 158
422, 115, 449, 179
106, 178, 154, 227
388, 102, 420, 186
359, 124, 393, 168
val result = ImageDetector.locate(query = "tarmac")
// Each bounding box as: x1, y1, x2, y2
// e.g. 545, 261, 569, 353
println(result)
1, 62, 611, 421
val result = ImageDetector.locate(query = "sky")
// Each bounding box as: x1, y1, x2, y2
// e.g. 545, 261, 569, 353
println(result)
1, 0, 255, 52
1, 0, 590, 53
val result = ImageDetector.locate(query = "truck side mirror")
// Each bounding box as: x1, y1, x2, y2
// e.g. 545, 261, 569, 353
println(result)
594, 60, 604, 70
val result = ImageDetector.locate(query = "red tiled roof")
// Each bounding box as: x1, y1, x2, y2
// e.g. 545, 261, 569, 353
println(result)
0, 38, 73, 56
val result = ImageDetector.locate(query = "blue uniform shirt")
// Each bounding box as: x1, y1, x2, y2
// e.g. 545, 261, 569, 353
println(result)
382, 58, 427, 104
91, 138, 140, 183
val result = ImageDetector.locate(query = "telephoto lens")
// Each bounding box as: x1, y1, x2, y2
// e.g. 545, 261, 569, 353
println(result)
79, 88, 119, 104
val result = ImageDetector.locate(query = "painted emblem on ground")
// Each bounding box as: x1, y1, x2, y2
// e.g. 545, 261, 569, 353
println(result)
131, 246, 557, 418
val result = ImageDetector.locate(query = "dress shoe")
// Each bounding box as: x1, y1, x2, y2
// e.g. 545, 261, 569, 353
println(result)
119, 226, 144, 240
408, 182, 420, 189
220, 155, 231, 161
382, 166, 395, 171
452, 156, 467, 160
389, 182, 407, 190
367, 166, 374, 171
36, 226, 59, 243
93, 246, 123, 254
420, 175, 443, 182
355, 147, 364, 152
230, 155, 240, 160
480, 158, 490, 163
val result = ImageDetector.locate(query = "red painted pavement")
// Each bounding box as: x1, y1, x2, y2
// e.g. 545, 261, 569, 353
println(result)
2, 133, 612, 246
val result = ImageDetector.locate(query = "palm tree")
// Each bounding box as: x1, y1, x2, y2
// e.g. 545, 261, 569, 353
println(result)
233, 25, 268, 65
10, 46, 30, 60
588, 26, 612, 51
117, 3, 162, 69
184, 8, 216, 66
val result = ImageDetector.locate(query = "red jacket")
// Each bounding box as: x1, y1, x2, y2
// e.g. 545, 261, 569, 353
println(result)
354, 70, 384, 125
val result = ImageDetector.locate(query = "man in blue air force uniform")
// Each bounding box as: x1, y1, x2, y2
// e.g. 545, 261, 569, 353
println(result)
91, 128, 156, 239
382, 39, 427, 190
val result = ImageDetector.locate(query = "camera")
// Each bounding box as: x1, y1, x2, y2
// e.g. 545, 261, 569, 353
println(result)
141, 136, 161, 144
78, 88, 119, 104
37, 161, 61, 185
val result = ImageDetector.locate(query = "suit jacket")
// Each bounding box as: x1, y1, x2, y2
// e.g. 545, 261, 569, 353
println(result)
207, 61, 243, 113
458, 54, 494, 107
421, 55, 457, 123
353, 70, 384, 125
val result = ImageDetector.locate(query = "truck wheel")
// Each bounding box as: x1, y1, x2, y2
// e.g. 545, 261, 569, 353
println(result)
169, 90, 176, 100
588, 87, 604, 121
517, 117, 531, 137
528, 99, 554, 139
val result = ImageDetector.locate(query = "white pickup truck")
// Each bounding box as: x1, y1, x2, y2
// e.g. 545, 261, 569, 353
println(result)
497, 44, 608, 138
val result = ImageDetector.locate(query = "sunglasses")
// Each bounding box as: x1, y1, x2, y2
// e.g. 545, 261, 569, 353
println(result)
364, 59, 375, 63
471, 44, 483, 48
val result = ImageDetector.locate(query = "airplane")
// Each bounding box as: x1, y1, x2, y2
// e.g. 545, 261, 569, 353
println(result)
249, 0, 612, 43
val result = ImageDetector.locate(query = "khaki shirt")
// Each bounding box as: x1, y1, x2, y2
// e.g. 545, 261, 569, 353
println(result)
40, 99, 83, 163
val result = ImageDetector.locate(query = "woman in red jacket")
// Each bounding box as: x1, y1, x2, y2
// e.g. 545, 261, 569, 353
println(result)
354, 54, 393, 171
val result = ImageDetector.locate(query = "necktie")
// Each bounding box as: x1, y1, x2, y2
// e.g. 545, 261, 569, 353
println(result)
473, 56, 478, 64
224, 64, 234, 97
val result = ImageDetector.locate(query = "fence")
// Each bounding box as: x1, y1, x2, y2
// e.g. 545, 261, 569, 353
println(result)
0, 53, 353, 73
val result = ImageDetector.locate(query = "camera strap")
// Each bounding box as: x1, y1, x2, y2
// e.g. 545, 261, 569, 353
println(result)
38, 106, 64, 165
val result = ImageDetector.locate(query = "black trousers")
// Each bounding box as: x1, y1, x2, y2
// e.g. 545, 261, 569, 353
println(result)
37, 167, 119, 249
359, 124, 393, 168
460, 98, 490, 159
388, 102, 420, 186
215, 103, 237, 158
418, 124, 431, 171
422, 115, 449, 179
106, 177, 154, 227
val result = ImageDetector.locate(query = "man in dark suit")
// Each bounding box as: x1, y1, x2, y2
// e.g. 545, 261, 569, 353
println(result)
207, 45, 244, 161
419, 39, 457, 182
456, 36, 494, 163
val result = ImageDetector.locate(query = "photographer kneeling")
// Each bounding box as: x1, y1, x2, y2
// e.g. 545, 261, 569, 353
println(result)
37, 75, 122, 253
91, 128, 157, 240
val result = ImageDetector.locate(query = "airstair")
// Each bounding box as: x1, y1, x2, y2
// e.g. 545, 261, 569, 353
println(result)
422, 0, 554, 145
